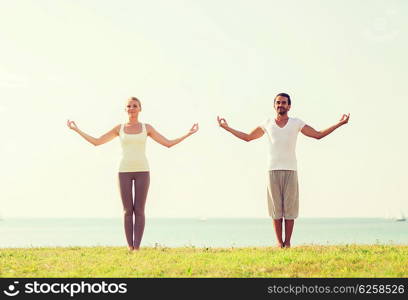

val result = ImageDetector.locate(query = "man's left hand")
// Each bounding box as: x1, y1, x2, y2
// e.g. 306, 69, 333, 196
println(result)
339, 113, 350, 125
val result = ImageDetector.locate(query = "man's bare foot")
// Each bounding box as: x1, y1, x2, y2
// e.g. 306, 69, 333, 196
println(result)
284, 242, 291, 248
128, 246, 134, 251
278, 242, 284, 248
132, 247, 140, 251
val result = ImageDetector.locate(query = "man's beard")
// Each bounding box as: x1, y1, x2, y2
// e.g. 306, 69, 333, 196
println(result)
278, 110, 287, 115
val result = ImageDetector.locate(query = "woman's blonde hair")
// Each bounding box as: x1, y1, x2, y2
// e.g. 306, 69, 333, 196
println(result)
126, 96, 142, 109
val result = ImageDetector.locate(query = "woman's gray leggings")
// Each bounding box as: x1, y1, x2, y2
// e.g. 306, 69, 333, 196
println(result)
118, 172, 150, 248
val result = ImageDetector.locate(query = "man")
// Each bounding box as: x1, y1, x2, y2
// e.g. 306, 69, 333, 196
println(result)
217, 93, 349, 248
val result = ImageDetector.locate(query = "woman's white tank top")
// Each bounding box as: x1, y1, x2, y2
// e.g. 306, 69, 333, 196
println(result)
118, 123, 149, 172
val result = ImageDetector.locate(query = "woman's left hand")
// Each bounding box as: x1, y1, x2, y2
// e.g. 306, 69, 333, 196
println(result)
189, 123, 199, 135
339, 113, 350, 125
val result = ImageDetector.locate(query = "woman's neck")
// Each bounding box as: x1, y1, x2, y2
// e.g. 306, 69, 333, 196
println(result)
127, 116, 139, 124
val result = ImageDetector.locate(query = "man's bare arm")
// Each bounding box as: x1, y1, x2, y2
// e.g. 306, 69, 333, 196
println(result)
301, 113, 350, 140
217, 116, 264, 142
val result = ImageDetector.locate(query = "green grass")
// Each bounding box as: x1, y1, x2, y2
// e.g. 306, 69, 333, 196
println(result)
1, 245, 407, 277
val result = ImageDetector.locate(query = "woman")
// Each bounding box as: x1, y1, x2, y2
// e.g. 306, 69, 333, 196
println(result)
67, 97, 199, 251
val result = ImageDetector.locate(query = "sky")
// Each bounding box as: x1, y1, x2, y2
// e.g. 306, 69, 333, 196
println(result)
0, 0, 407, 218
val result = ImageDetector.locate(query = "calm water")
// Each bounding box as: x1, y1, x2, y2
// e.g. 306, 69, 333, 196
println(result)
0, 218, 407, 248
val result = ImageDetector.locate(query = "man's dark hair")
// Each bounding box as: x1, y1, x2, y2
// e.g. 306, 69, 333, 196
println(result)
274, 93, 291, 105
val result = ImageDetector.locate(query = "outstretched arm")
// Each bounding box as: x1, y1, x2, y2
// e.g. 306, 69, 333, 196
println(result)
217, 116, 264, 142
67, 120, 120, 146
301, 113, 350, 140
146, 123, 199, 148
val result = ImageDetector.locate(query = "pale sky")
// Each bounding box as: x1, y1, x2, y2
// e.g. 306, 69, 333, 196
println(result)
1, 0, 407, 218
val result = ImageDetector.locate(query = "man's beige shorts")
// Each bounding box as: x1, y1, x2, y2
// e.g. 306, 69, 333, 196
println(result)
267, 170, 299, 220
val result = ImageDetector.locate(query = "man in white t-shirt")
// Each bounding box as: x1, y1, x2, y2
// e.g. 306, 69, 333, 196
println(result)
217, 93, 350, 248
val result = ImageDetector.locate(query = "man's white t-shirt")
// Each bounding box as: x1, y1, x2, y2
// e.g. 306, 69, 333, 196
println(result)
260, 117, 306, 171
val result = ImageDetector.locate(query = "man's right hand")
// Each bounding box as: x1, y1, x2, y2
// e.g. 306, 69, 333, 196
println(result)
217, 116, 229, 130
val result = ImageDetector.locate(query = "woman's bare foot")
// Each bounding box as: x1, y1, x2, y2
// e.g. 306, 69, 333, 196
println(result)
278, 242, 284, 248
284, 242, 291, 248
128, 246, 134, 251
132, 247, 140, 252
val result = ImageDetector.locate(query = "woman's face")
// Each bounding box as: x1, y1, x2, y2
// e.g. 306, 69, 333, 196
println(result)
126, 100, 141, 115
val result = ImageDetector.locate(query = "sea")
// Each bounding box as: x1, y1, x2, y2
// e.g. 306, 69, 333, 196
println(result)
0, 218, 407, 248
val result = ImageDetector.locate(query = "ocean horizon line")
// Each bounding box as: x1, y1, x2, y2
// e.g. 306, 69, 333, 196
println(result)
0, 216, 392, 220
0, 216, 393, 221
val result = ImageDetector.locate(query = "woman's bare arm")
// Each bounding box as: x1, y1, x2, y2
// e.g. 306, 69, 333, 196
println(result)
67, 120, 120, 146
146, 123, 199, 148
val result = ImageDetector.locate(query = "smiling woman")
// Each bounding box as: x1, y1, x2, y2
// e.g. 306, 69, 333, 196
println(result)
67, 96, 199, 252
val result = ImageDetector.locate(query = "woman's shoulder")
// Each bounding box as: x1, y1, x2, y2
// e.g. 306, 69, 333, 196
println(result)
143, 123, 153, 134
114, 123, 122, 135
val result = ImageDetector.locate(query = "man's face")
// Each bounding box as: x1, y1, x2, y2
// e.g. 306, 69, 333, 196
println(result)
274, 95, 291, 115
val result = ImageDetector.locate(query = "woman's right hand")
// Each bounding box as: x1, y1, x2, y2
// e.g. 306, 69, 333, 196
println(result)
67, 120, 78, 131
188, 123, 199, 135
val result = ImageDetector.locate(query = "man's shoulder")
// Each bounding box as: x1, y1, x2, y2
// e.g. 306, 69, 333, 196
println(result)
261, 117, 271, 126
290, 117, 305, 123
289, 117, 306, 131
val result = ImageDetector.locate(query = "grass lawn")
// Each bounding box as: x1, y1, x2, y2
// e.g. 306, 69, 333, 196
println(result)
1, 245, 407, 277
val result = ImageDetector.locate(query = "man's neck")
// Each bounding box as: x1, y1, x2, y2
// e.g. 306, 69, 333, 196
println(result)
275, 114, 289, 121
